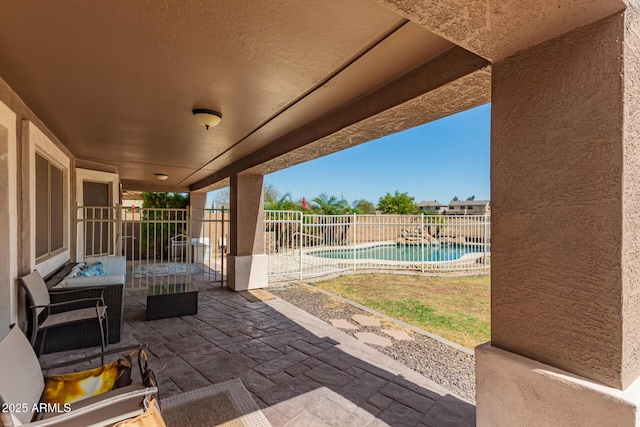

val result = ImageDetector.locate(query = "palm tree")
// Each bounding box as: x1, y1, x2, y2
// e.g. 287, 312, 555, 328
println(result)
264, 192, 299, 251
264, 192, 297, 211
311, 193, 350, 215
310, 193, 353, 245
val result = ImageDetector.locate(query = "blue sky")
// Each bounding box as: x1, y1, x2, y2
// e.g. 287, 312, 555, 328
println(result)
208, 103, 490, 206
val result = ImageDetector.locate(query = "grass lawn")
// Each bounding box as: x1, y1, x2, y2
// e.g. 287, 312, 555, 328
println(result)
309, 273, 490, 348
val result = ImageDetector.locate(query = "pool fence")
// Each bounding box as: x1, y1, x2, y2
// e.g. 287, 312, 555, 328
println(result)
265, 211, 491, 282
75, 206, 490, 287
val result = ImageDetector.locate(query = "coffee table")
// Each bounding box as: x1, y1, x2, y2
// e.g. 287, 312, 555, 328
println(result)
146, 282, 198, 320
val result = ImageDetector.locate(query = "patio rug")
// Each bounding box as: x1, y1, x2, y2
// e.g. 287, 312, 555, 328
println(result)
162, 378, 271, 427
133, 262, 205, 278
239, 289, 276, 303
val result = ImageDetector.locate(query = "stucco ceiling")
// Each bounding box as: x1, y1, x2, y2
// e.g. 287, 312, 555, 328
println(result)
0, 0, 478, 192
5, 1, 622, 193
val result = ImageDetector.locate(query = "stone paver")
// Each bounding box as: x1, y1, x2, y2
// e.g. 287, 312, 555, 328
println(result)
305, 363, 355, 387
329, 319, 358, 329
351, 314, 381, 327
381, 328, 415, 341
378, 401, 424, 426
309, 397, 372, 427
339, 371, 388, 406
379, 382, 437, 413
40, 284, 475, 427
354, 332, 393, 347
421, 394, 476, 427
286, 411, 329, 427
315, 347, 361, 370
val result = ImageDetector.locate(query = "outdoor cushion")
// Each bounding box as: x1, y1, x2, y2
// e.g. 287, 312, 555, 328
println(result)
44, 349, 138, 405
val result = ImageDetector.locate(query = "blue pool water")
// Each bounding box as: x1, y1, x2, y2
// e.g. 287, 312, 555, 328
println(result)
308, 243, 485, 262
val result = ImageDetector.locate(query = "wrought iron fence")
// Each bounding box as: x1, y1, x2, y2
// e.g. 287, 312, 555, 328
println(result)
77, 206, 489, 288
265, 211, 490, 282
77, 205, 228, 289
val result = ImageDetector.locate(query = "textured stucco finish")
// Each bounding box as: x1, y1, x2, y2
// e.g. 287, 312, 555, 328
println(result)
229, 173, 265, 257
0, 76, 77, 334
0, 100, 17, 339
228, 173, 267, 291
227, 255, 268, 292
476, 343, 640, 427
252, 68, 490, 178
378, 0, 625, 61
189, 192, 207, 241
621, 3, 640, 394
491, 11, 640, 389
196, 48, 490, 189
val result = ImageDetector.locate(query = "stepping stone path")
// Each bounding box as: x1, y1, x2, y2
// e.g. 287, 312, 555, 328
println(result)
354, 332, 392, 347
329, 315, 416, 349
329, 319, 358, 330
381, 329, 415, 341
351, 314, 381, 327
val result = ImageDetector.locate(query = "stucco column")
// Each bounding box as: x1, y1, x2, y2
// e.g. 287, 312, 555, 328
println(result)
477, 7, 640, 426
227, 173, 267, 291
189, 192, 207, 240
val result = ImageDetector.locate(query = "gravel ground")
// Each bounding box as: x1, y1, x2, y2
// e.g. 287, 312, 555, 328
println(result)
269, 284, 477, 403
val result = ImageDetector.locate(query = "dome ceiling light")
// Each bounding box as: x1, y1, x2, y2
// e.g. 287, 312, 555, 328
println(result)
192, 109, 222, 130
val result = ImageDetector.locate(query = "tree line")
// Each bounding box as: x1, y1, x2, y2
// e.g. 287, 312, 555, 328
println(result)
262, 187, 475, 215
140, 187, 476, 215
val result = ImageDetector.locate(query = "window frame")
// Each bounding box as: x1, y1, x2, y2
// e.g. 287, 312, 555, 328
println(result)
35, 152, 66, 260
27, 122, 71, 276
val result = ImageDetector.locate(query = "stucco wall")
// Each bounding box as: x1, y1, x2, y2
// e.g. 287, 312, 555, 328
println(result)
491, 12, 637, 389
230, 173, 265, 256
377, 0, 625, 62
0, 100, 17, 338
621, 3, 640, 391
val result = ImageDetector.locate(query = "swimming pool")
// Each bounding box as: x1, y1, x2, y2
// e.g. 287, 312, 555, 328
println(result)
308, 243, 485, 262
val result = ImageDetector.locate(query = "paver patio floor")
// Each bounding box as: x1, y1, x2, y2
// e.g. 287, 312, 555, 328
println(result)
41, 283, 475, 426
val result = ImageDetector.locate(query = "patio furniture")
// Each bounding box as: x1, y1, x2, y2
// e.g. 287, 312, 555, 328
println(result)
47, 256, 126, 349
169, 234, 211, 263
20, 271, 108, 357
146, 283, 198, 320
0, 325, 159, 426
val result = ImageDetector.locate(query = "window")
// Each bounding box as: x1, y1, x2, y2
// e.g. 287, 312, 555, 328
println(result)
468, 206, 474, 210
449, 206, 454, 210
35, 153, 64, 259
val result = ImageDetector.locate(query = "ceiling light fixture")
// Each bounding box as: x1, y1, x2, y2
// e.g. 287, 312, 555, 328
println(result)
155, 173, 169, 181
192, 109, 222, 130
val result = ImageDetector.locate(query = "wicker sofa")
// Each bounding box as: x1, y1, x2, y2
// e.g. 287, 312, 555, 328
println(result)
41, 256, 126, 353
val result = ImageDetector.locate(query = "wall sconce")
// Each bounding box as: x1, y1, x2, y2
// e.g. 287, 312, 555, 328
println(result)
193, 109, 222, 130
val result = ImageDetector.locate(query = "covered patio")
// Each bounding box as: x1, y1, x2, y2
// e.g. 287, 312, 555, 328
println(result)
2, 1, 640, 425
39, 283, 475, 426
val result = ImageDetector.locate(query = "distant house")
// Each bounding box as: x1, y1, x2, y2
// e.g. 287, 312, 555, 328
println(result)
417, 200, 446, 214
122, 190, 144, 209
445, 200, 490, 215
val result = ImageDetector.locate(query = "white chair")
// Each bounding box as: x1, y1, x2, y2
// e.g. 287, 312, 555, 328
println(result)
0, 325, 157, 426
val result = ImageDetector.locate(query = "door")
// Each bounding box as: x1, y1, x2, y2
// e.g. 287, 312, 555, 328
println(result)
83, 181, 111, 256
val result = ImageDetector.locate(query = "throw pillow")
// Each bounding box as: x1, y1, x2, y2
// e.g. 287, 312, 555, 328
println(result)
64, 263, 86, 279
79, 261, 106, 277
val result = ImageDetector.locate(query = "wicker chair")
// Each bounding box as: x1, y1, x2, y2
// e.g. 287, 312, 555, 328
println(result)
20, 271, 108, 358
